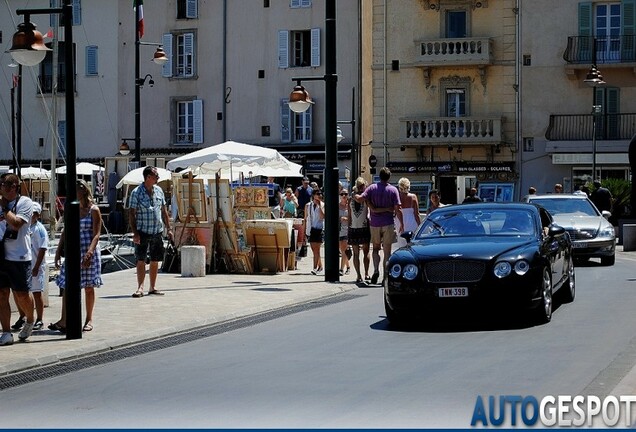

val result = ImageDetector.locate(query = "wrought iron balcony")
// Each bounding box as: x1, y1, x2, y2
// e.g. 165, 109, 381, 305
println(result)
415, 37, 494, 66
563, 35, 636, 64
400, 116, 502, 144
545, 113, 636, 140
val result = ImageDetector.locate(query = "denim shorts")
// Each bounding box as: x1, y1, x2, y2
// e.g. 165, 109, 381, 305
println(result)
135, 232, 165, 262
0, 260, 32, 292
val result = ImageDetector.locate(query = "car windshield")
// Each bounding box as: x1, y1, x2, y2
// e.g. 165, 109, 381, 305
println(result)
415, 208, 536, 239
529, 197, 598, 216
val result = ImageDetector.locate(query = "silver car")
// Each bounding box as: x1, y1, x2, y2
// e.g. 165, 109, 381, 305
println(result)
524, 194, 616, 266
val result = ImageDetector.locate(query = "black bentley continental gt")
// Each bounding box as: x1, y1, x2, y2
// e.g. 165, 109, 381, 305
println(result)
384, 203, 575, 326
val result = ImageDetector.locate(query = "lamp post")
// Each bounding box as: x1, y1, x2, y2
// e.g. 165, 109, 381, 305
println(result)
10, 0, 82, 339
583, 37, 605, 181
134, 0, 168, 165
288, 0, 339, 282
8, 62, 22, 178
337, 87, 357, 182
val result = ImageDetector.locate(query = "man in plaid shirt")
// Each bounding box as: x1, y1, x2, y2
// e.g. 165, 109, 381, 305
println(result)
129, 166, 173, 298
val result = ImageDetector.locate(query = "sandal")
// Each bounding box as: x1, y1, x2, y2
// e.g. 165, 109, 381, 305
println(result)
345, 267, 350, 275
83, 323, 93, 332
47, 322, 66, 334
132, 289, 144, 298
148, 290, 165, 296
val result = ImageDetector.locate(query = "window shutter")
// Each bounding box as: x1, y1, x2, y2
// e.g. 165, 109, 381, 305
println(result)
622, 0, 636, 60
278, 30, 289, 68
187, 0, 198, 18
311, 28, 321, 67
304, 104, 313, 142
291, 0, 300, 7
58, 121, 67, 158
607, 87, 620, 139
281, 99, 291, 143
184, 33, 194, 77
85, 46, 98, 76
162, 33, 173, 77
50, 0, 58, 28
72, 0, 82, 25
301, 0, 312, 7
193, 99, 204, 144
578, 3, 593, 61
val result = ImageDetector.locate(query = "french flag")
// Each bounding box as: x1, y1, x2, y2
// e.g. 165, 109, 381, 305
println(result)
134, 0, 144, 38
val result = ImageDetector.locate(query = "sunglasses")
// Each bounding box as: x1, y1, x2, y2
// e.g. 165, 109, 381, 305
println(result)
340, 193, 348, 196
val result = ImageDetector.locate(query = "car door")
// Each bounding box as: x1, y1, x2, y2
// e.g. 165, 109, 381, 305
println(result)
539, 208, 567, 286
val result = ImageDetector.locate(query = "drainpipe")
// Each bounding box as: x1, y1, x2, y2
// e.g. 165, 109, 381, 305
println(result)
515, 0, 522, 199
222, 0, 227, 141
383, 0, 388, 165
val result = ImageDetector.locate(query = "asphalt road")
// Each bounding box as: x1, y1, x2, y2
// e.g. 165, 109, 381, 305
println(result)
2, 253, 636, 428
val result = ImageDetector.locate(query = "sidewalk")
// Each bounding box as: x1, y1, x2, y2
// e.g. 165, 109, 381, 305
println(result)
0, 252, 357, 376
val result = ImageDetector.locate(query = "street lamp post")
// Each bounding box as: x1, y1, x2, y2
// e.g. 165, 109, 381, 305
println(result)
134, 0, 168, 165
583, 37, 605, 182
337, 87, 357, 183
288, 0, 339, 282
10, 0, 82, 339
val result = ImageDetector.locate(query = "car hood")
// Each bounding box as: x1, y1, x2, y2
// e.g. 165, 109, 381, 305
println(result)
551, 215, 607, 230
402, 236, 536, 261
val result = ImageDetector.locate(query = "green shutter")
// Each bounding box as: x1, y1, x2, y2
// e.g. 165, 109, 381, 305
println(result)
579, 2, 593, 61
622, 0, 636, 60
607, 88, 620, 139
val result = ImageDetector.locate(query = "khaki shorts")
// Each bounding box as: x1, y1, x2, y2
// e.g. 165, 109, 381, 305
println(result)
370, 225, 396, 247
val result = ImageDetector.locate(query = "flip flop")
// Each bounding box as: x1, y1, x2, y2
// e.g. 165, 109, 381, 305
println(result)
47, 322, 66, 334
83, 323, 93, 332
148, 290, 164, 296
132, 289, 144, 298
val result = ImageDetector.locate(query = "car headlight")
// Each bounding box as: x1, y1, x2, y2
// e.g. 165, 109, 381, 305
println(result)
403, 264, 418, 280
389, 264, 402, 278
493, 261, 512, 278
514, 260, 530, 275
598, 226, 616, 239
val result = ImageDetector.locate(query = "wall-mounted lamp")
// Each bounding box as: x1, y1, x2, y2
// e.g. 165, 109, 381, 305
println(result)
427, 0, 440, 11
400, 145, 406, 151
447, 144, 453, 152
473, 1, 483, 9
136, 73, 154, 88
288, 84, 314, 113
152, 46, 168, 64
119, 140, 131, 156
456, 145, 463, 154
495, 144, 501, 154
9, 21, 51, 66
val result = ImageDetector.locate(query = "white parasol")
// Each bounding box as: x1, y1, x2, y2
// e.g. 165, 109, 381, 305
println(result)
57, 162, 105, 175
115, 167, 173, 189
13, 166, 51, 179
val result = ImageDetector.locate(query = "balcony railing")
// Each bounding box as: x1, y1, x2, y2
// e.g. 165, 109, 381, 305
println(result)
400, 117, 502, 143
416, 37, 493, 66
545, 113, 636, 140
563, 35, 636, 64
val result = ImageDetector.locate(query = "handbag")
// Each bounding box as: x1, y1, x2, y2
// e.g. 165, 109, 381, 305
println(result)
161, 240, 180, 273
298, 244, 308, 258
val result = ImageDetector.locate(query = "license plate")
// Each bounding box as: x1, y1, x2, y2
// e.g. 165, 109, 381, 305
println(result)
438, 287, 468, 298
572, 242, 588, 249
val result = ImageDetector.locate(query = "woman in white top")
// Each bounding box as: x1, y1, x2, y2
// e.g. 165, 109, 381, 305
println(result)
304, 189, 325, 275
395, 178, 422, 249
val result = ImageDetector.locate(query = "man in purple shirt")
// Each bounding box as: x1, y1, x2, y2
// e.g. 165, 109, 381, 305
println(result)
354, 167, 403, 284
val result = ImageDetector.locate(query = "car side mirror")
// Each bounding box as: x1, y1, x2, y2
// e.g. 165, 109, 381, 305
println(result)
401, 231, 413, 243
548, 224, 565, 237
601, 210, 612, 220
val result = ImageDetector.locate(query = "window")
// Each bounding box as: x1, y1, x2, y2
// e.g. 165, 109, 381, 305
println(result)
177, 0, 198, 19
281, 99, 312, 143
50, 0, 81, 26
278, 28, 320, 68
578, 1, 635, 62
173, 99, 203, 145
85, 45, 98, 76
445, 89, 466, 117
445, 10, 467, 38
39, 41, 76, 94
162, 31, 196, 78
290, 0, 311, 7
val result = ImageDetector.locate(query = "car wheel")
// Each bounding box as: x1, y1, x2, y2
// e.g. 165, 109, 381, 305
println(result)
534, 267, 553, 324
561, 260, 575, 303
601, 254, 615, 266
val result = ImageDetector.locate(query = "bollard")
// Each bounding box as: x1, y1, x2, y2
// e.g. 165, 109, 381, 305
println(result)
623, 224, 636, 252
180, 245, 206, 277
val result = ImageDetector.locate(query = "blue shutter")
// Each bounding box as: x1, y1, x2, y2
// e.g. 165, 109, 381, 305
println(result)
290, 0, 300, 7
184, 33, 194, 77
622, 0, 636, 60
72, 0, 81, 25
281, 99, 291, 143
193, 99, 204, 144
579, 2, 593, 61
85, 46, 98, 76
50, 0, 58, 28
301, 0, 312, 7
278, 30, 289, 68
162, 33, 173, 78
187, 0, 198, 18
304, 104, 312, 142
58, 121, 67, 158
311, 28, 321, 67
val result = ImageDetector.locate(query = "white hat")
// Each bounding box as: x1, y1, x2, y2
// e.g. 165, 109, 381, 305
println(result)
32, 202, 42, 214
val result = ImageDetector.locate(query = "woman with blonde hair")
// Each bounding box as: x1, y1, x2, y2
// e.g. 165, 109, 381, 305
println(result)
347, 177, 371, 284
50, 179, 102, 333
395, 177, 421, 249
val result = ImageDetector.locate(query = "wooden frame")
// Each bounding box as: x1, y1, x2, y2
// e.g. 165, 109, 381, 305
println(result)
217, 221, 238, 253
177, 178, 207, 222
249, 207, 271, 220
227, 251, 253, 274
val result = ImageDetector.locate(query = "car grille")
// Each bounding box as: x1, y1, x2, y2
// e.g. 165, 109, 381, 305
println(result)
424, 260, 485, 283
565, 228, 597, 241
